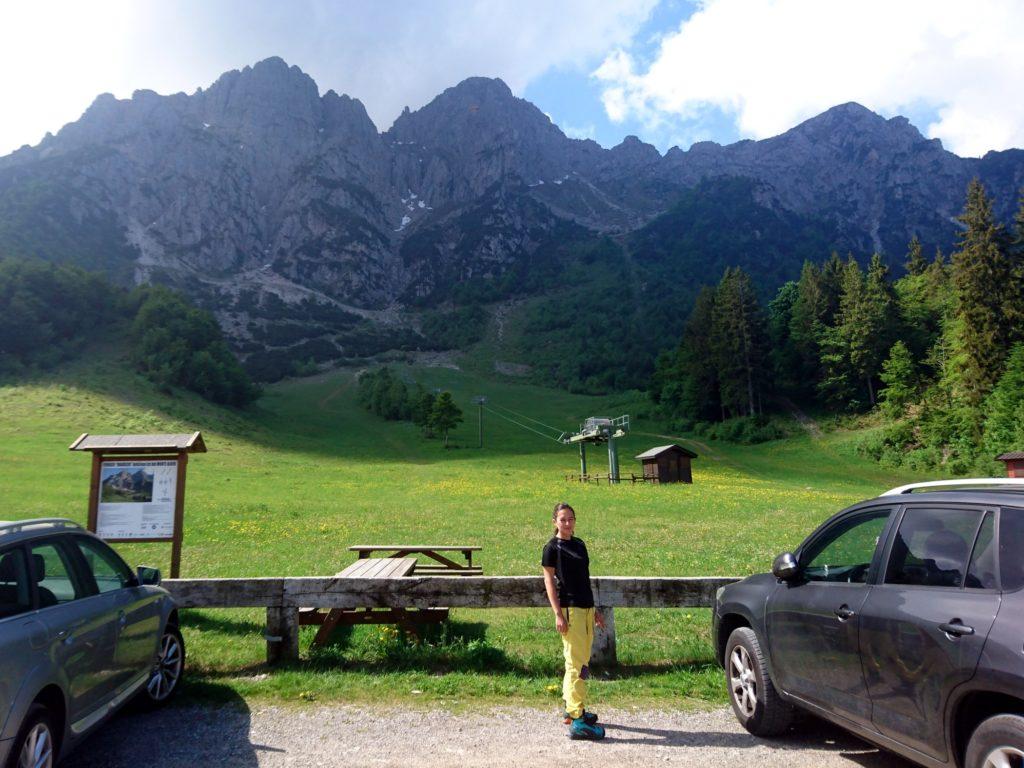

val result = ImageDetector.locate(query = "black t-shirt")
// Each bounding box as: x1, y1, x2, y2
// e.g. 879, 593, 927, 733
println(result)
541, 536, 595, 608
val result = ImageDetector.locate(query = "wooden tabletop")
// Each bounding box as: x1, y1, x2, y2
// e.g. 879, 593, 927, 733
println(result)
336, 557, 417, 579
348, 545, 482, 552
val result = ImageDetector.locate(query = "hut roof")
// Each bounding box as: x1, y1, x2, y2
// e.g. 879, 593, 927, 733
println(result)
996, 451, 1024, 461
635, 444, 697, 460
69, 432, 206, 454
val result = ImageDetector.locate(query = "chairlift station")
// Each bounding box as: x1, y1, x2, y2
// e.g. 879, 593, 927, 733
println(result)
560, 415, 629, 483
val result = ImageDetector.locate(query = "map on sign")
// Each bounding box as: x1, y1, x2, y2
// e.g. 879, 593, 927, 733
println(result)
97, 459, 178, 539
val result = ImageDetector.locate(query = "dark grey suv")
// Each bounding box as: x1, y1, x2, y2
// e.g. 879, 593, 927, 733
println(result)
0, 519, 183, 768
713, 479, 1024, 768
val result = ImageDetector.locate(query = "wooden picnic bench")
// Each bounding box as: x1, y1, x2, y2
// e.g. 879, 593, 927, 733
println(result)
300, 557, 450, 645
302, 546, 483, 646
348, 545, 483, 575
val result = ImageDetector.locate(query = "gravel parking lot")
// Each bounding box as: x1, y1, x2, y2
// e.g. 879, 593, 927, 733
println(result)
63, 704, 915, 768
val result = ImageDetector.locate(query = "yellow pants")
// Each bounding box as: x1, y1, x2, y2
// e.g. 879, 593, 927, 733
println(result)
560, 607, 595, 720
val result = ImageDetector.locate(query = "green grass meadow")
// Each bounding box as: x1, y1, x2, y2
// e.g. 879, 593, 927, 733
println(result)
0, 355, 923, 710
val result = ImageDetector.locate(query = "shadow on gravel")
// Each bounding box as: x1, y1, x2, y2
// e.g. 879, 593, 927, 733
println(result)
61, 684, 269, 768
603, 717, 913, 766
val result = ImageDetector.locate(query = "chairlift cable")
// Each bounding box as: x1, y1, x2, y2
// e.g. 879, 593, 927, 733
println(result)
481, 406, 563, 443
485, 402, 564, 434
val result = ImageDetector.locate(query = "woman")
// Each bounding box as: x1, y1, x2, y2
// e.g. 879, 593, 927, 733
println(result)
541, 501, 606, 740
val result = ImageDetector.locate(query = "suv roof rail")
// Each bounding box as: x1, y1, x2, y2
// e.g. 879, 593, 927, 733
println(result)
882, 478, 1024, 495
0, 518, 84, 536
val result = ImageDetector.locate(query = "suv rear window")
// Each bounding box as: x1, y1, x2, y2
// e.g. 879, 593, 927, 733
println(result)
0, 548, 31, 620
1000, 508, 1024, 591
885, 507, 982, 588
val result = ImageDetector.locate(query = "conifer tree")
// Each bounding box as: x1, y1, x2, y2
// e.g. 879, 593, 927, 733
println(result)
678, 286, 721, 420
819, 257, 888, 407
820, 251, 846, 319
879, 341, 916, 419
788, 262, 823, 378
905, 235, 927, 276
865, 252, 900, 365
1006, 191, 1024, 344
950, 179, 1011, 408
788, 258, 841, 398
768, 281, 803, 398
982, 343, 1024, 458
819, 259, 861, 406
711, 267, 767, 417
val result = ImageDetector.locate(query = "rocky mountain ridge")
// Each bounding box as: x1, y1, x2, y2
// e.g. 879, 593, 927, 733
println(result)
1, 56, 1022, 380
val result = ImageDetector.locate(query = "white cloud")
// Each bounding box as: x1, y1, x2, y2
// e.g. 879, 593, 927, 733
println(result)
0, 1, 140, 153
0, 0, 657, 156
593, 0, 1024, 157
559, 121, 597, 141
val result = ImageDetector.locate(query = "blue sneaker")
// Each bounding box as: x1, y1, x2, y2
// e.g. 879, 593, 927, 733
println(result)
562, 709, 598, 725
568, 716, 605, 740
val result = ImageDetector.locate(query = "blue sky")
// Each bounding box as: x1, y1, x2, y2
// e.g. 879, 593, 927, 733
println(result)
2, 1, 1022, 158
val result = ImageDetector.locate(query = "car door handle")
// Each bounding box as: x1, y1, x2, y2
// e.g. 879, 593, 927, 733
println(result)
118, 611, 127, 627
939, 621, 975, 637
834, 605, 855, 620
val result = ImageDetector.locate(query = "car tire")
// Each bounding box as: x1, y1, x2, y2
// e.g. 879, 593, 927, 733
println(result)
725, 626, 794, 737
6, 703, 57, 768
965, 714, 1024, 768
138, 624, 185, 709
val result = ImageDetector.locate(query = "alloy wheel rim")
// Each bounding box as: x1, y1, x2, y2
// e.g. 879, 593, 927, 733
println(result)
147, 632, 182, 701
982, 746, 1024, 768
729, 645, 757, 717
19, 722, 53, 768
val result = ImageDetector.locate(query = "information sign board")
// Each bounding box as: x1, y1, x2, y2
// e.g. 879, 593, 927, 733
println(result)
96, 459, 179, 540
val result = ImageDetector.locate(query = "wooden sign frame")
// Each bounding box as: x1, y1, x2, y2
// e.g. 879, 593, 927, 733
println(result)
72, 432, 204, 580
86, 452, 188, 578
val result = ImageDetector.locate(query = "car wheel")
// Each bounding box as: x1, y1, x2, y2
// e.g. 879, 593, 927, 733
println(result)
140, 625, 185, 708
965, 714, 1024, 768
725, 626, 794, 737
7, 703, 56, 768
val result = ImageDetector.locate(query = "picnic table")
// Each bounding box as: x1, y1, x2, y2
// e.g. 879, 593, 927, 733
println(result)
348, 545, 483, 575
302, 545, 482, 646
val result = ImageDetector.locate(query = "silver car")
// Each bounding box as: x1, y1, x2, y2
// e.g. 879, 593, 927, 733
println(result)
0, 519, 183, 768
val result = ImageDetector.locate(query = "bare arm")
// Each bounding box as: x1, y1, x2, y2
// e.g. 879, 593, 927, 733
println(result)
542, 565, 568, 634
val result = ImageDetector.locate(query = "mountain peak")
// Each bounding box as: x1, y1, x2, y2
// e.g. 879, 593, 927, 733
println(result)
209, 56, 319, 97
387, 75, 548, 141
826, 101, 876, 118
784, 101, 930, 149
610, 134, 661, 164
447, 76, 514, 99
201, 56, 322, 138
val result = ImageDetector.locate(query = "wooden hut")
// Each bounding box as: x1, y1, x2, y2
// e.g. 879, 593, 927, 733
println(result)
996, 451, 1024, 478
635, 444, 697, 484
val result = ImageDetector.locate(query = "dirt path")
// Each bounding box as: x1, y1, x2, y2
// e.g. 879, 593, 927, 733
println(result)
779, 397, 823, 440
64, 705, 913, 768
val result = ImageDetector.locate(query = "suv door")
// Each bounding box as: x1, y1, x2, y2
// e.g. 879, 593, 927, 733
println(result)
70, 535, 163, 690
859, 505, 1000, 762
765, 506, 892, 725
0, 546, 43, 728
27, 537, 120, 729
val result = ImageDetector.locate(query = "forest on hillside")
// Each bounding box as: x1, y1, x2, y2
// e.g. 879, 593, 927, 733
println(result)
0, 258, 259, 406
650, 180, 1024, 472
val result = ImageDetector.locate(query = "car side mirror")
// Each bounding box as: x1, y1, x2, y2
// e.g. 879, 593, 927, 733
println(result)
772, 552, 799, 581
136, 565, 162, 586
